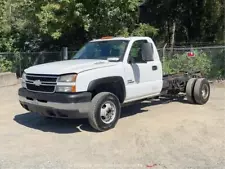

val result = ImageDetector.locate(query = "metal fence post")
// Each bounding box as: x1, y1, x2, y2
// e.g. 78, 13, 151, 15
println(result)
62, 47, 68, 60
162, 43, 167, 73
19, 54, 22, 77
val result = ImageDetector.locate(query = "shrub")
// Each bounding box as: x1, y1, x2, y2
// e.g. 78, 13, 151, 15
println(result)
0, 57, 13, 72
209, 49, 225, 79
163, 50, 211, 77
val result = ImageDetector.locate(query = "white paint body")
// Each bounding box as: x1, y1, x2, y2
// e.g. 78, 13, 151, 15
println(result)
24, 37, 163, 103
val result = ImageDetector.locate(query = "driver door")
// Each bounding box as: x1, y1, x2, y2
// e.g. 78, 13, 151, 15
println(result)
124, 40, 160, 101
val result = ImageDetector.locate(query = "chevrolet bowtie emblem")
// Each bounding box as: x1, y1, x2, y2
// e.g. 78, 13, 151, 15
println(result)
33, 80, 42, 86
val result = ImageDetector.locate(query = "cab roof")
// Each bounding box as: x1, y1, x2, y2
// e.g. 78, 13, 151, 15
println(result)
90, 36, 151, 42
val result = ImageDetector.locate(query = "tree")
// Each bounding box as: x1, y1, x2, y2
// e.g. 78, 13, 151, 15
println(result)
0, 0, 40, 52
35, 0, 158, 50
139, 0, 225, 45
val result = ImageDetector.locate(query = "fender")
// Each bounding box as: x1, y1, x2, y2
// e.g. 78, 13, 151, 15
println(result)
87, 76, 126, 102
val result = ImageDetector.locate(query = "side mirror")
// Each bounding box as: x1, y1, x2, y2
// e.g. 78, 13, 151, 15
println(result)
141, 43, 154, 61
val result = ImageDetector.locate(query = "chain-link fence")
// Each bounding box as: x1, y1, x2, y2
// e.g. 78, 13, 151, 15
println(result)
0, 51, 77, 77
158, 46, 225, 79
0, 46, 224, 79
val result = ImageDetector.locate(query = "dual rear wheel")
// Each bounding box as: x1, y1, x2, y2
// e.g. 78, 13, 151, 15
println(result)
186, 78, 210, 105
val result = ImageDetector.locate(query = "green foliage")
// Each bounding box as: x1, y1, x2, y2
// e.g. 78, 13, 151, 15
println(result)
116, 28, 130, 37
0, 0, 224, 52
0, 0, 36, 52
35, 0, 142, 39
0, 0, 224, 78
163, 50, 225, 79
116, 23, 159, 37
131, 24, 159, 37
210, 49, 225, 79
141, 0, 224, 44
0, 57, 13, 72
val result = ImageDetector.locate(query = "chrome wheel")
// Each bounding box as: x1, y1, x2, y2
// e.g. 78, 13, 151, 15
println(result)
201, 84, 209, 99
193, 78, 210, 105
100, 101, 116, 124
88, 92, 121, 132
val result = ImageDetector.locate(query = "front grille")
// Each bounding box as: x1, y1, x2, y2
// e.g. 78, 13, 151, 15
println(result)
26, 84, 55, 93
26, 74, 58, 82
25, 74, 58, 93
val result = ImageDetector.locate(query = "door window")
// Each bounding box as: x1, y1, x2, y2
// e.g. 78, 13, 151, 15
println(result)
128, 40, 148, 63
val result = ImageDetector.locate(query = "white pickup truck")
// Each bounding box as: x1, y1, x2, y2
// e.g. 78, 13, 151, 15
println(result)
18, 36, 210, 131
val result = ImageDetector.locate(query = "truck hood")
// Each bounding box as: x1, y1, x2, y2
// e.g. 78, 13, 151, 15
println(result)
25, 59, 117, 75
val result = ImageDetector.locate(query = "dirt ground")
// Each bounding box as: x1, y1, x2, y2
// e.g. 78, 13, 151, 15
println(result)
0, 84, 224, 169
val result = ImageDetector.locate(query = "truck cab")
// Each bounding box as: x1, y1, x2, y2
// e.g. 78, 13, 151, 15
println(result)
121, 37, 163, 101
18, 36, 163, 131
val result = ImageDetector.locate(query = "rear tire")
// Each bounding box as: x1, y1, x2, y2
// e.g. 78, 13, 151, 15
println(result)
186, 78, 197, 104
193, 78, 210, 105
88, 92, 121, 132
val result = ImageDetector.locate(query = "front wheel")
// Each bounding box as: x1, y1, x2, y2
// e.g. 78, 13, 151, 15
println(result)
88, 92, 121, 132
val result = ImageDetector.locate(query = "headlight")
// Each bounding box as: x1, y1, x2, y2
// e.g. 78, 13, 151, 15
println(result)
22, 72, 26, 81
21, 72, 27, 88
57, 74, 77, 82
55, 86, 76, 93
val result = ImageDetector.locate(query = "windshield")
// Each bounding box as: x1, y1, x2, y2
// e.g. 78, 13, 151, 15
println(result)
72, 40, 129, 60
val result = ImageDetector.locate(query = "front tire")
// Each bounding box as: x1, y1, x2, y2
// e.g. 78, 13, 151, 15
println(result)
88, 92, 121, 132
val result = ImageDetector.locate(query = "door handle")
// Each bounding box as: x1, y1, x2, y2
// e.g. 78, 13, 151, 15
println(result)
152, 65, 157, 70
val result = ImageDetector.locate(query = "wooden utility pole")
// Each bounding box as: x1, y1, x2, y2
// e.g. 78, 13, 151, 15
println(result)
170, 21, 176, 53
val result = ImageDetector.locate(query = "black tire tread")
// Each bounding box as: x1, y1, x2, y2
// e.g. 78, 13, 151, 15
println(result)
88, 92, 120, 132
193, 78, 210, 105
186, 78, 197, 104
